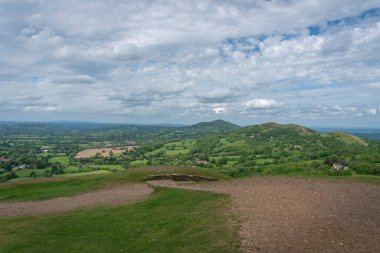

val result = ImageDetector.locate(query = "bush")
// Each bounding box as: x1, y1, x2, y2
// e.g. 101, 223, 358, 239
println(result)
328, 169, 352, 176
0, 172, 18, 182
350, 161, 380, 175
30, 171, 38, 178
324, 156, 347, 166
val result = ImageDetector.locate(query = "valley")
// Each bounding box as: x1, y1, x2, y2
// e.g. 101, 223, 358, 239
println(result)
0, 120, 379, 252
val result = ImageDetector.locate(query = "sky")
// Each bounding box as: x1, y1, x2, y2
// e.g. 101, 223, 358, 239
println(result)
0, 0, 380, 127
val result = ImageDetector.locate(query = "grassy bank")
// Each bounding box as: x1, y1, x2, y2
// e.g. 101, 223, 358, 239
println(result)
0, 166, 229, 202
0, 188, 238, 253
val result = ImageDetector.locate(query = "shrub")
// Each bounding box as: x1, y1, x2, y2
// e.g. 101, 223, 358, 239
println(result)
30, 171, 38, 178
350, 161, 380, 175
324, 156, 347, 166
328, 169, 352, 176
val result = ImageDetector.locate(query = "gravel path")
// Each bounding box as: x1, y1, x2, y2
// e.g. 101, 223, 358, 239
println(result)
0, 183, 153, 217
148, 177, 380, 253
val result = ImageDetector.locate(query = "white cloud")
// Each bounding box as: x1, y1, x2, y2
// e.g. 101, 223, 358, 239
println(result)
22, 105, 60, 112
213, 107, 227, 114
367, 108, 377, 115
243, 99, 280, 110
0, 1, 379, 125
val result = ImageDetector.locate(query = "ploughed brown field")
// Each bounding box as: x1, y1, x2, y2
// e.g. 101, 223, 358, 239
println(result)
75, 146, 137, 158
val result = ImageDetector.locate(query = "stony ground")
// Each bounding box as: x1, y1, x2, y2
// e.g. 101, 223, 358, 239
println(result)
148, 177, 380, 253
0, 183, 153, 217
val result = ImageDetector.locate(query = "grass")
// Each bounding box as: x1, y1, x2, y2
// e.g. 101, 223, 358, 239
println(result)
0, 166, 230, 202
87, 164, 124, 170
56, 170, 112, 177
130, 160, 148, 166
63, 165, 124, 174
166, 148, 191, 156
144, 146, 166, 156
0, 188, 238, 253
145, 139, 195, 157
49, 156, 70, 165
14, 169, 46, 178
0, 177, 108, 202
64, 166, 89, 173
255, 158, 275, 165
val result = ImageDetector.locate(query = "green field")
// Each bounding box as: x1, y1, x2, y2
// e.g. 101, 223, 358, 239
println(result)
0, 188, 238, 253
130, 160, 148, 166
14, 169, 46, 178
56, 170, 112, 177
166, 148, 191, 156
145, 139, 195, 157
87, 164, 125, 170
64, 166, 90, 173
49, 156, 70, 165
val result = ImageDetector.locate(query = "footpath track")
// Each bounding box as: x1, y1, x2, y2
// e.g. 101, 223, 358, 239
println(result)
0, 183, 153, 217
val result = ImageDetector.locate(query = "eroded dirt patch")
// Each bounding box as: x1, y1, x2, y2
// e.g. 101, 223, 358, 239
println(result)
0, 183, 153, 217
149, 177, 380, 253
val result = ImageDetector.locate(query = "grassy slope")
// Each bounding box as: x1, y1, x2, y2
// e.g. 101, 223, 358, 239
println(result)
0, 166, 229, 202
0, 188, 238, 253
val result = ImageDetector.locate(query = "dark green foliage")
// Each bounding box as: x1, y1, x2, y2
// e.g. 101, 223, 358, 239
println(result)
350, 161, 380, 175
30, 171, 37, 178
324, 156, 348, 166
328, 169, 353, 176
0, 172, 18, 182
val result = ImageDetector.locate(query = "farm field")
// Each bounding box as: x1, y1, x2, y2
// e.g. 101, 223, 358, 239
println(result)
49, 156, 70, 165
145, 140, 195, 157
75, 146, 137, 158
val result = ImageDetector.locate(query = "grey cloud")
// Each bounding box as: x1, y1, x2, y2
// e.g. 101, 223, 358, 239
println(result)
196, 88, 243, 103
52, 75, 96, 85
322, 32, 353, 54
109, 84, 188, 107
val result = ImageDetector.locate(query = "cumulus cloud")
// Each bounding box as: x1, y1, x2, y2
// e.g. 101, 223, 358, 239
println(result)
213, 107, 227, 114
243, 99, 281, 110
367, 108, 377, 115
0, 1, 379, 125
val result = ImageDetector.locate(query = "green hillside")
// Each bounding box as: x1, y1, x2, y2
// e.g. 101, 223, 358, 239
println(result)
187, 119, 240, 132
331, 131, 368, 146
1, 121, 379, 182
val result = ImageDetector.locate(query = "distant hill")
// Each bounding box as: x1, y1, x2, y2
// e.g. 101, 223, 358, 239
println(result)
238, 122, 370, 146
331, 131, 368, 146
187, 120, 240, 132
239, 122, 316, 136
